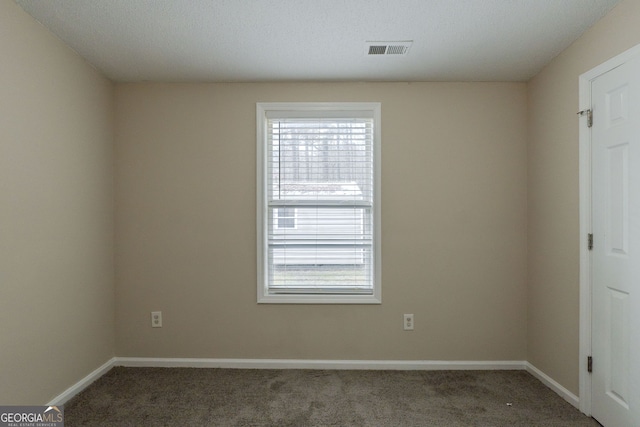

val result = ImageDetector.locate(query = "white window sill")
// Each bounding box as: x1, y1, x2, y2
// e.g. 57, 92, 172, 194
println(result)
257, 293, 381, 304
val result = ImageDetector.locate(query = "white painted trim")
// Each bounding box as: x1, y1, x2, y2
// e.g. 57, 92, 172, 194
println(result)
578, 67, 593, 417
580, 44, 640, 83
255, 102, 382, 305
526, 362, 580, 409
47, 357, 116, 406
115, 357, 526, 371
45, 357, 584, 410
577, 42, 640, 417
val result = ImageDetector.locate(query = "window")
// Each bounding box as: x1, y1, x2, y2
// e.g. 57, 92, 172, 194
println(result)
275, 208, 296, 229
257, 102, 381, 304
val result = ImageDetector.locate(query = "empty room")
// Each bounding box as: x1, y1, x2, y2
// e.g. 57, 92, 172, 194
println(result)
2, 0, 639, 425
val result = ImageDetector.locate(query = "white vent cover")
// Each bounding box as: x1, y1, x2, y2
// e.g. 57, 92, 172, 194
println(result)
365, 41, 413, 56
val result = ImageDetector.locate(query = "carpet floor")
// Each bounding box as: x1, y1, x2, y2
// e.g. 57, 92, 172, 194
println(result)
63, 367, 600, 426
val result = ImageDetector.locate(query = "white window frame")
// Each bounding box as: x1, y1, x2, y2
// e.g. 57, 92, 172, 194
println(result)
256, 102, 382, 304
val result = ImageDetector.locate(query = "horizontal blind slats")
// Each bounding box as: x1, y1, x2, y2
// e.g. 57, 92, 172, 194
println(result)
266, 114, 375, 294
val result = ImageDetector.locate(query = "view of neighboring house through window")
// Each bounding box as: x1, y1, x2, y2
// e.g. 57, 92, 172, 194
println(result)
276, 207, 296, 229
257, 103, 381, 303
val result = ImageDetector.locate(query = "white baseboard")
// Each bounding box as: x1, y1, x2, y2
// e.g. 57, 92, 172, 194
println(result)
48, 358, 580, 408
525, 362, 580, 409
114, 357, 526, 371
47, 357, 116, 406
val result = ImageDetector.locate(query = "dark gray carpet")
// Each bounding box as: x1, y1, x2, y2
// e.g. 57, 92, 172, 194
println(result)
63, 367, 600, 426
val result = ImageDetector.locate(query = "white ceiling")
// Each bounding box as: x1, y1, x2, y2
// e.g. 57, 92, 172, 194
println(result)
16, 0, 621, 83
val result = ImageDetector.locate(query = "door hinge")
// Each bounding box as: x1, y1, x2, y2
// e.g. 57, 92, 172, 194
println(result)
588, 233, 593, 251
588, 356, 593, 373
577, 109, 593, 128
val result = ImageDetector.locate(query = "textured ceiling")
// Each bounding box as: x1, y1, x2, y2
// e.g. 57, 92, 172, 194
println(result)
16, 0, 621, 82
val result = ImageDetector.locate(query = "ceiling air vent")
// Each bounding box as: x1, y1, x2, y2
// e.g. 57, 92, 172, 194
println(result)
365, 41, 413, 56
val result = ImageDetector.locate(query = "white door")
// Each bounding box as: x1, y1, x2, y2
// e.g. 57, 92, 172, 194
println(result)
591, 54, 640, 427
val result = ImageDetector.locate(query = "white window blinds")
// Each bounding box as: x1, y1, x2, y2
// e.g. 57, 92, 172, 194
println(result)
257, 103, 381, 303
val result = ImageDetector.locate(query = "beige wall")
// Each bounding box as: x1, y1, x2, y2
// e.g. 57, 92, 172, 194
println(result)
11, 0, 637, 404
527, 0, 640, 395
115, 82, 528, 361
0, 1, 115, 404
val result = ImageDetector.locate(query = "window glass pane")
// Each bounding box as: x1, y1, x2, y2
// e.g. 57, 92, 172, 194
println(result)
276, 208, 296, 229
268, 119, 374, 203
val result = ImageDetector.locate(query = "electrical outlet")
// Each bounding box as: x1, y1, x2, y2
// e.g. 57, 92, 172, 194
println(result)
151, 311, 162, 328
403, 314, 414, 331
